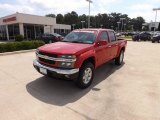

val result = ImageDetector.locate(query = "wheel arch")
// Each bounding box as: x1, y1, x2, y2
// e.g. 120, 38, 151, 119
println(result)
116, 46, 125, 58
81, 56, 96, 68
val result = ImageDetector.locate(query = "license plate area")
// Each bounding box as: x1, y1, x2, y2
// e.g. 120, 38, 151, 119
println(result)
40, 67, 47, 74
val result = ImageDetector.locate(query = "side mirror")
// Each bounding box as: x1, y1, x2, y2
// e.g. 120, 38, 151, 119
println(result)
98, 40, 108, 46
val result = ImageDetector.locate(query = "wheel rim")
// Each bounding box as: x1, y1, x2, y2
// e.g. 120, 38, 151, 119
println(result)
120, 51, 124, 63
82, 68, 92, 84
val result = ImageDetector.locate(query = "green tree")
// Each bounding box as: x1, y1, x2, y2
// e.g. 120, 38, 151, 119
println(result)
130, 17, 145, 31
78, 14, 87, 28
56, 14, 64, 24
45, 14, 56, 18
45, 12, 145, 31
63, 11, 78, 25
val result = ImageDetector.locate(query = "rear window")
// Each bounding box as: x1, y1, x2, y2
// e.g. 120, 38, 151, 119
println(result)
109, 31, 116, 42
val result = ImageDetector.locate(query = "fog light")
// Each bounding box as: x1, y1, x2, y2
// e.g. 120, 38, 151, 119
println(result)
61, 62, 66, 65
65, 75, 70, 78
66, 63, 72, 66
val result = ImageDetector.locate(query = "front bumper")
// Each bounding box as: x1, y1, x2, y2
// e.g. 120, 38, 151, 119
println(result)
33, 60, 79, 78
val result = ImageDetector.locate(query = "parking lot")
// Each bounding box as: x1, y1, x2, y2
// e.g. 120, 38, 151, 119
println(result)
0, 41, 160, 120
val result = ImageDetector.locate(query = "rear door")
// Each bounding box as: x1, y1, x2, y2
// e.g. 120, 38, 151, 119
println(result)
108, 31, 119, 59
95, 31, 111, 66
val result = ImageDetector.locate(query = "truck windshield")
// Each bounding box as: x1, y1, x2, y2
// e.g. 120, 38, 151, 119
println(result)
62, 31, 96, 44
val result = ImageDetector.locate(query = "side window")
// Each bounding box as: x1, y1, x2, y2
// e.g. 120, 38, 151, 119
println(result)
98, 31, 108, 41
109, 31, 116, 42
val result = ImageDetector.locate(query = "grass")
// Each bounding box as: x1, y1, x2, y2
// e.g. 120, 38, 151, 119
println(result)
118, 36, 132, 41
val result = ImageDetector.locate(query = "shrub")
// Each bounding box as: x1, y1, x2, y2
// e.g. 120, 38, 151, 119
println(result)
0, 40, 45, 53
15, 34, 24, 41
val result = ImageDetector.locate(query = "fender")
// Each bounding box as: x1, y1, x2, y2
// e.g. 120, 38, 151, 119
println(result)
75, 49, 96, 68
116, 40, 127, 58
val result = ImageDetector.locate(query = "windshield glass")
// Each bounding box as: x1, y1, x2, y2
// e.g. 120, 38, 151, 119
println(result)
62, 31, 97, 44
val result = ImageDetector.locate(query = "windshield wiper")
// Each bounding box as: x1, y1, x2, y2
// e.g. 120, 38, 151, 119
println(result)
62, 40, 89, 44
61, 40, 71, 42
71, 41, 86, 43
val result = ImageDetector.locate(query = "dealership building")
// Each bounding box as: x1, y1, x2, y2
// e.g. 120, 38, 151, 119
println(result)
0, 12, 71, 41
143, 22, 160, 31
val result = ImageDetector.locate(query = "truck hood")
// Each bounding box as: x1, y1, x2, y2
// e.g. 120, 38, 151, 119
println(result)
38, 42, 93, 55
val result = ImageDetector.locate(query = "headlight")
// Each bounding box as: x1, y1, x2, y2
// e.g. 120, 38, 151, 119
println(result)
60, 55, 76, 59
59, 62, 74, 68
59, 55, 76, 68
35, 49, 39, 60
36, 49, 39, 55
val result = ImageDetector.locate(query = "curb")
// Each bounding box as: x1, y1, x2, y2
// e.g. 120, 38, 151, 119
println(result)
0, 49, 36, 56
126, 39, 132, 41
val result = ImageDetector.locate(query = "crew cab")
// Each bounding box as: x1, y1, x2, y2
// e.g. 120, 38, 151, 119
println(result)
33, 29, 127, 88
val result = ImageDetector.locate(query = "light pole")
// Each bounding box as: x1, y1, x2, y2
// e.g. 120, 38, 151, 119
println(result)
81, 21, 85, 28
153, 8, 160, 33
120, 18, 125, 32
100, 24, 103, 28
117, 21, 121, 32
86, 0, 93, 28
124, 24, 126, 32
111, 26, 113, 30
72, 24, 75, 30
131, 25, 134, 31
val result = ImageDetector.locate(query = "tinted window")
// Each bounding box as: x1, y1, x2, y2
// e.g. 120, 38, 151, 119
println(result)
109, 31, 116, 42
98, 31, 108, 41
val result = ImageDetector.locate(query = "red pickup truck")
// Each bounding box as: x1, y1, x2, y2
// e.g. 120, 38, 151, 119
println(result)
33, 29, 127, 88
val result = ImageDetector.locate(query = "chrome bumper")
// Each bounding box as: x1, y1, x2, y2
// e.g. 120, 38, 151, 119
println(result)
33, 60, 79, 75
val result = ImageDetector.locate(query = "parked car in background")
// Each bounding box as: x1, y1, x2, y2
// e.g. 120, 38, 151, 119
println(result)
38, 33, 64, 43
152, 33, 160, 43
139, 32, 151, 41
59, 32, 68, 37
132, 32, 151, 41
132, 32, 140, 41
125, 32, 137, 36
116, 32, 122, 37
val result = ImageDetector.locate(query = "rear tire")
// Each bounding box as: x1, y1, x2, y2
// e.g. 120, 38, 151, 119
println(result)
115, 50, 124, 65
75, 62, 94, 89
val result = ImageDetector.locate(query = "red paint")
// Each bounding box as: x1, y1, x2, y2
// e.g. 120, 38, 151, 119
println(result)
38, 29, 127, 69
3, 17, 16, 23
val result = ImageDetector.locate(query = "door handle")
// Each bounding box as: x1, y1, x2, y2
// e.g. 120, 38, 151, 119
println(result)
108, 45, 111, 48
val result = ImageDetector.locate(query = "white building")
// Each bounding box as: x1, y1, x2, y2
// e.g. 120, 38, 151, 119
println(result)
143, 22, 160, 31
0, 12, 71, 41
149, 22, 160, 31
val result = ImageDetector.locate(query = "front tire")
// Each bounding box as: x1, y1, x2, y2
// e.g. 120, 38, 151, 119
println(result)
75, 62, 94, 89
115, 50, 124, 65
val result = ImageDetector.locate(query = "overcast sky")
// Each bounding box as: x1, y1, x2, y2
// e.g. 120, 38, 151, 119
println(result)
0, 0, 160, 22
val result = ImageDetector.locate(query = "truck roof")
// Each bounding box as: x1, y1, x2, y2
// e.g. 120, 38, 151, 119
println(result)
73, 28, 114, 32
